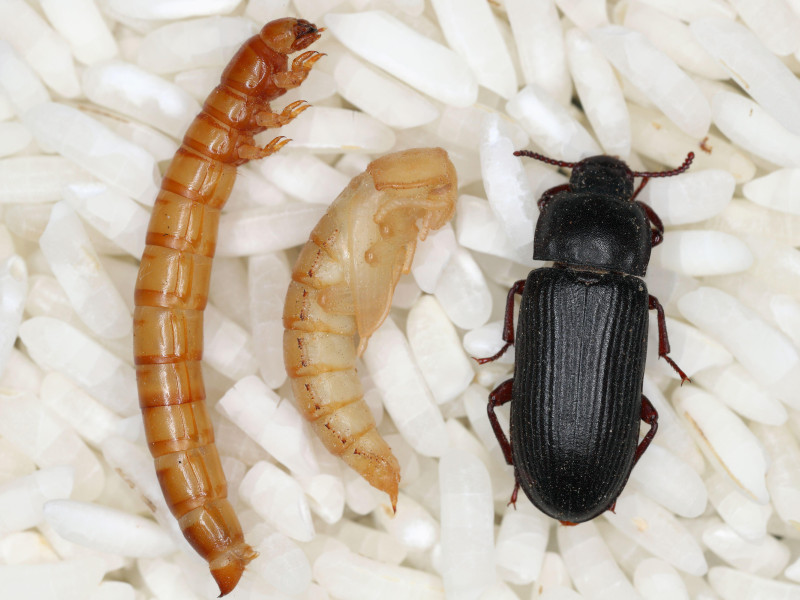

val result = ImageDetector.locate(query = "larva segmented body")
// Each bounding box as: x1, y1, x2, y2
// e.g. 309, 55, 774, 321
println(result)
283, 148, 458, 508
133, 18, 322, 596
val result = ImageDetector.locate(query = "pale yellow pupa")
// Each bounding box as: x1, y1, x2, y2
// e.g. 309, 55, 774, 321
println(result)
283, 147, 457, 508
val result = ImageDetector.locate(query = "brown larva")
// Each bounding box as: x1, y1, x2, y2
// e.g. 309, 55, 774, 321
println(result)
132, 18, 323, 596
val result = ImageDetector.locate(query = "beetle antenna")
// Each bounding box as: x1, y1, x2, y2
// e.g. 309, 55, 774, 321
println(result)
513, 150, 578, 169
630, 152, 694, 178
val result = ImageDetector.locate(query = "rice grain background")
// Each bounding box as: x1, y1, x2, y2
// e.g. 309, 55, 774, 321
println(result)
0, 0, 799, 599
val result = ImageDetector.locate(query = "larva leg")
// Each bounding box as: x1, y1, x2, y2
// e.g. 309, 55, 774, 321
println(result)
237, 135, 291, 161
273, 51, 325, 89
256, 99, 311, 128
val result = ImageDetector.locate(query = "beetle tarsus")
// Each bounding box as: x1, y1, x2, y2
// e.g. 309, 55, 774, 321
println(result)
508, 481, 520, 509
633, 395, 659, 465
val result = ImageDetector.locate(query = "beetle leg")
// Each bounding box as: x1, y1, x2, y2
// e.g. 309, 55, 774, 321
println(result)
487, 378, 515, 466
633, 395, 659, 465
630, 175, 651, 202
648, 294, 691, 384
538, 183, 571, 210
474, 280, 525, 364
508, 481, 521, 509
637, 201, 665, 247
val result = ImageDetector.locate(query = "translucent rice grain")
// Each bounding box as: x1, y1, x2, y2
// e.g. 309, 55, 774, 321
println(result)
439, 449, 496, 600
40, 202, 131, 339
429, 0, 517, 99
506, 0, 570, 103
0, 557, 107, 600
565, 29, 630, 157
557, 522, 640, 600
40, 372, 123, 448
324, 11, 478, 107
633, 0, 735, 21
82, 61, 200, 138
0, 0, 80, 98
629, 444, 707, 518
373, 492, 440, 551
43, 499, 177, 557
333, 52, 439, 129
239, 461, 315, 542
705, 472, 772, 543
554, 0, 609, 29
0, 157, 96, 205
277, 106, 396, 153
0, 467, 73, 535
137, 558, 202, 600
0, 122, 32, 157
411, 224, 458, 293
107, 0, 242, 20
604, 491, 708, 575
708, 566, 800, 600
202, 303, 258, 380
0, 391, 104, 501
0, 531, 59, 564
63, 183, 148, 258
19, 317, 138, 417
691, 17, 800, 136
507, 84, 602, 162
257, 152, 351, 204
751, 424, 800, 529
24, 103, 159, 205
37, 0, 118, 65
711, 92, 800, 168
314, 548, 445, 600
653, 230, 753, 276
251, 531, 312, 596
678, 287, 800, 405
589, 26, 710, 137
639, 169, 734, 226
495, 501, 549, 585
433, 247, 492, 330
0, 255, 26, 377
727, 0, 800, 57
408, 295, 474, 404
137, 17, 257, 74
216, 203, 325, 256
245, 0, 292, 23
248, 253, 291, 388
628, 104, 755, 183
216, 376, 319, 478
362, 315, 448, 457
642, 377, 705, 473
693, 364, 788, 426
621, 2, 728, 80
336, 521, 408, 565
479, 115, 538, 259
675, 386, 769, 505
0, 42, 49, 116
701, 519, 790, 578
633, 558, 690, 600
743, 168, 800, 215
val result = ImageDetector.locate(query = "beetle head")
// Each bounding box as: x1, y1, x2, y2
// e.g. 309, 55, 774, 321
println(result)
569, 155, 634, 200
259, 18, 323, 54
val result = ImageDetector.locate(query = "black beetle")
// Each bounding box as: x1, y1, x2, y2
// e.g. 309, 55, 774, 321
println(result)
477, 150, 694, 525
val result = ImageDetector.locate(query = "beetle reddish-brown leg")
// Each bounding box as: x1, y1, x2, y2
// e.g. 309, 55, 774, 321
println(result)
633, 395, 659, 465
474, 279, 525, 364
487, 378, 515, 466
637, 201, 665, 247
273, 51, 325, 88
648, 294, 690, 384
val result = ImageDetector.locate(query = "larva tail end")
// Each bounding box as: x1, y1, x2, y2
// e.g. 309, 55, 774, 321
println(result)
211, 543, 258, 597
340, 431, 401, 512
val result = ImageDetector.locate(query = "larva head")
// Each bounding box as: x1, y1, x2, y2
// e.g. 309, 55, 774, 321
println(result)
368, 147, 458, 238
259, 18, 322, 54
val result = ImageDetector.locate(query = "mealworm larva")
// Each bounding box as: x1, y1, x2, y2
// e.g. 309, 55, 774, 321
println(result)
283, 147, 458, 508
133, 18, 322, 596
